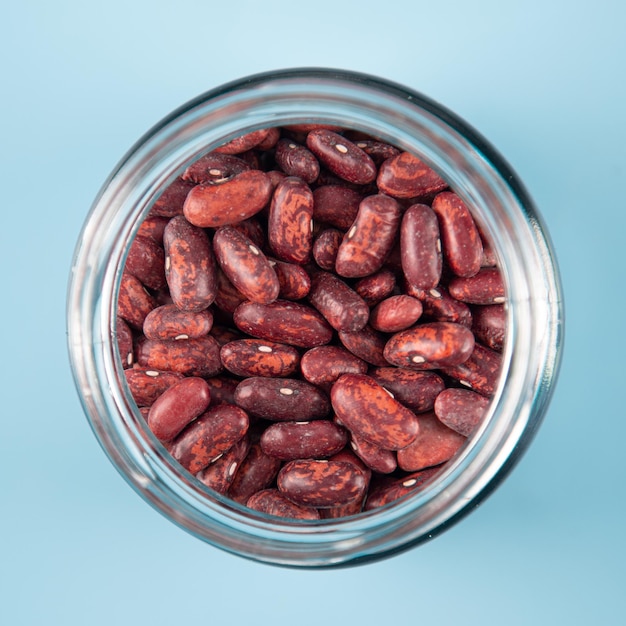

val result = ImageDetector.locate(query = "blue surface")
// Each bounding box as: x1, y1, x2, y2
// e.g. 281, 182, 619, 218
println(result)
2, 1, 625, 624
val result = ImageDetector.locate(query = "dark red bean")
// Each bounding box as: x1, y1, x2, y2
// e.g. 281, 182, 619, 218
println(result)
260, 420, 348, 461
441, 343, 502, 397
377, 151, 448, 199
247, 489, 321, 520
136, 216, 169, 243
312, 228, 343, 270
434, 388, 491, 436
214, 270, 246, 314
163, 215, 217, 312
213, 128, 272, 154
124, 368, 184, 407
352, 139, 401, 164
143, 304, 213, 341
220, 339, 299, 378
401, 203, 442, 291
234, 376, 330, 421
448, 267, 506, 305
338, 325, 388, 367
353, 269, 396, 306
274, 139, 320, 184
331, 374, 419, 450
406, 283, 473, 327
335, 194, 402, 278
182, 153, 250, 185
228, 443, 282, 504
147, 377, 211, 442
312, 185, 362, 230
278, 459, 367, 508
384, 322, 475, 370
125, 235, 167, 291
183, 170, 273, 228
370, 295, 423, 333
213, 226, 280, 305
307, 271, 370, 332
233, 300, 333, 348
350, 434, 397, 474
270, 260, 311, 300
472, 304, 506, 351
306, 130, 377, 185
196, 436, 251, 494
204, 375, 240, 406
149, 178, 195, 218
117, 271, 157, 330
300, 345, 368, 387
364, 466, 441, 511
368, 367, 445, 413
268, 177, 314, 265
116, 318, 134, 369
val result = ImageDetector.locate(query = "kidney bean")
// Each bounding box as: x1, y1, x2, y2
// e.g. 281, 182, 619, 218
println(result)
183, 170, 273, 228
312, 228, 343, 270
213, 128, 272, 155
397, 412, 466, 472
125, 234, 167, 291
182, 153, 250, 185
377, 151, 448, 199
149, 177, 195, 218
203, 375, 239, 407
220, 339, 299, 378
260, 420, 348, 461
434, 388, 491, 436
147, 377, 211, 442
233, 300, 333, 348
118, 271, 157, 330
368, 367, 445, 413
331, 374, 419, 450
268, 177, 314, 264
137, 335, 222, 377
441, 343, 502, 397
300, 345, 368, 387
350, 434, 397, 474
163, 215, 217, 312
431, 191, 483, 278
169, 404, 249, 473
406, 283, 473, 327
384, 322, 475, 370
255, 127, 281, 151
124, 368, 184, 407
274, 138, 320, 184
307, 271, 369, 332
196, 436, 251, 494
213, 226, 280, 305
209, 325, 243, 347
137, 216, 169, 244
364, 466, 441, 511
353, 269, 396, 306
143, 304, 213, 341
472, 304, 506, 351
370, 294, 423, 333
312, 185, 362, 230
230, 216, 266, 250
228, 443, 282, 504
246, 489, 321, 520
214, 270, 246, 314
269, 259, 311, 300
401, 203, 442, 291
234, 377, 331, 421
335, 194, 402, 278
338, 325, 388, 367
352, 139, 401, 164
117, 318, 134, 368
448, 267, 506, 305
306, 130, 377, 185
278, 459, 367, 508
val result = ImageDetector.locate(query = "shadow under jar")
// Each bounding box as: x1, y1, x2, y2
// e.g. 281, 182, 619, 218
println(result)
67, 68, 564, 568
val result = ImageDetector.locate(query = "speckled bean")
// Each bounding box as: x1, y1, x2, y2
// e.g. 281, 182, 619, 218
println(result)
143, 304, 213, 341
274, 139, 320, 184
448, 267, 505, 305
350, 434, 397, 474
137, 335, 222, 377
441, 343, 502, 397
312, 228, 343, 270
370, 294, 423, 333
117, 271, 157, 330
126, 234, 167, 291
338, 325, 388, 367
246, 489, 321, 520
220, 339, 299, 378
196, 436, 251, 494
472, 304, 506, 351
260, 420, 348, 461
377, 152, 448, 199
312, 185, 362, 230
228, 443, 282, 504
181, 153, 250, 185
270, 260, 311, 300
368, 367, 445, 413
300, 345, 368, 387
434, 388, 491, 436
124, 368, 184, 407
353, 269, 396, 306
401, 203, 442, 291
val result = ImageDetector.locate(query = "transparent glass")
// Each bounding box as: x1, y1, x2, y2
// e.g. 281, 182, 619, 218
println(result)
67, 68, 564, 568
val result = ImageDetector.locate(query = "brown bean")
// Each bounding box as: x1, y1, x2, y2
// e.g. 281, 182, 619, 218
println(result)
183, 170, 273, 228
364, 466, 441, 511
376, 151, 448, 199
338, 325, 388, 367
471, 304, 506, 351
124, 368, 184, 407
196, 436, 251, 494
213, 226, 280, 305
331, 374, 419, 450
270, 259, 311, 300
214, 270, 246, 314
268, 177, 314, 264
274, 139, 320, 184
233, 300, 333, 348
352, 139, 401, 164
213, 128, 272, 154
307, 271, 370, 332
383, 322, 475, 369
137, 335, 222, 377
220, 339, 299, 378
278, 459, 367, 508
234, 377, 331, 421
228, 443, 282, 504
163, 215, 217, 312
300, 345, 368, 387
125, 235, 167, 291
182, 153, 250, 185
312, 185, 362, 230
335, 194, 402, 278
434, 388, 491, 436
448, 267, 506, 305
204, 375, 239, 406
431, 191, 483, 278
246, 489, 321, 520
306, 130, 377, 185
147, 377, 211, 441
368, 367, 445, 413
149, 178, 194, 218
117, 271, 157, 330
143, 304, 213, 341
401, 203, 442, 291
136, 216, 169, 243
406, 283, 473, 327
396, 412, 466, 471
441, 343, 502, 397
370, 295, 423, 333
353, 269, 396, 306
116, 318, 134, 369
169, 404, 249, 473
349, 434, 397, 474
312, 228, 343, 270
260, 420, 348, 461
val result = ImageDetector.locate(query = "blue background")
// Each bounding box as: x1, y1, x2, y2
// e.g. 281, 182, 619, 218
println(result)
2, 1, 624, 624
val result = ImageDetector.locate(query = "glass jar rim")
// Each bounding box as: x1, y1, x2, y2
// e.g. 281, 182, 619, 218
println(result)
67, 67, 564, 567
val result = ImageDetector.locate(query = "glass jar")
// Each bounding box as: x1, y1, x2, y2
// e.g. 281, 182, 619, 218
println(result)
67, 68, 564, 568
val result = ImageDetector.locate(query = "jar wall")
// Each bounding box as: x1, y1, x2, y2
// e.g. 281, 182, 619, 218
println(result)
67, 68, 563, 567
